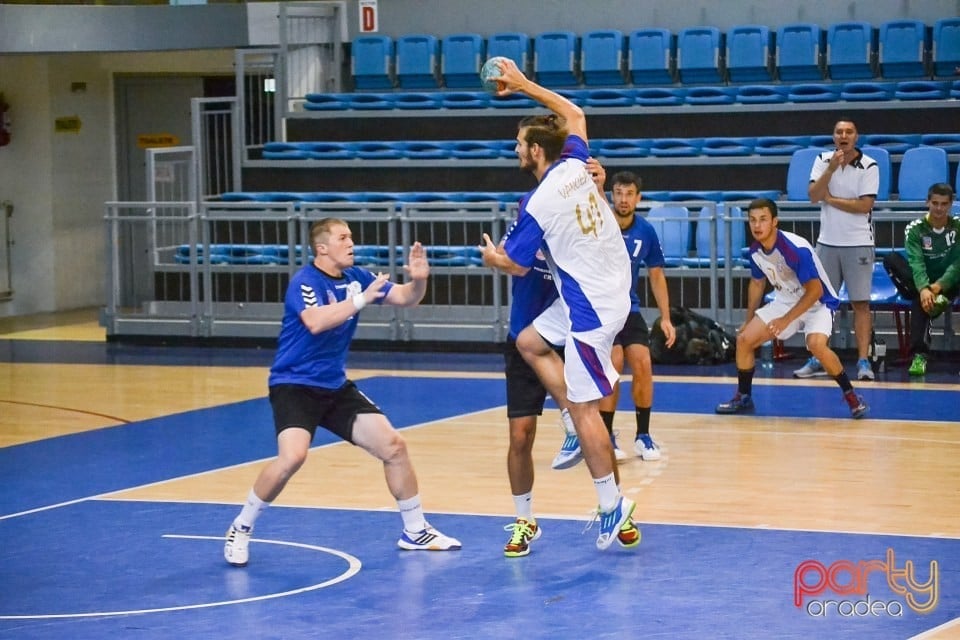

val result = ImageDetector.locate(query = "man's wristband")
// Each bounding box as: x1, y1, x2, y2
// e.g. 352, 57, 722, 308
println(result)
352, 293, 367, 311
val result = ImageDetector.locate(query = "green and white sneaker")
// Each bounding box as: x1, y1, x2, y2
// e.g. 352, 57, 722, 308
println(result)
908, 353, 927, 377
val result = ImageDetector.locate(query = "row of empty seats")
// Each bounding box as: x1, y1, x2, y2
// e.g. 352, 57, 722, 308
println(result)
785, 145, 960, 202
351, 19, 960, 90
304, 79, 959, 111
217, 190, 781, 206
172, 244, 483, 267
260, 135, 960, 163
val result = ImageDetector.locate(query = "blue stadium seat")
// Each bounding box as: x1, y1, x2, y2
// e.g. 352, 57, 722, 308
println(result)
826, 21, 876, 80
683, 86, 736, 104
440, 91, 490, 109
344, 93, 395, 110
683, 206, 748, 268
859, 134, 921, 154
351, 35, 394, 90
734, 84, 788, 103
839, 81, 894, 101
261, 142, 311, 160
633, 87, 686, 105
395, 34, 440, 88
878, 20, 928, 79
646, 206, 691, 266
649, 138, 703, 157
448, 140, 506, 159
304, 142, 356, 160
753, 136, 811, 156
303, 93, 349, 111
677, 26, 724, 84
488, 32, 531, 73
838, 262, 900, 304
627, 28, 675, 84
582, 88, 635, 107
347, 142, 406, 160
301, 192, 354, 203
893, 80, 948, 100
809, 134, 834, 148
897, 146, 949, 200
786, 148, 821, 200
534, 31, 580, 87
726, 25, 773, 82
932, 18, 960, 77
441, 33, 484, 89
919, 133, 960, 153
860, 146, 892, 201
786, 83, 840, 102
399, 141, 452, 159
581, 29, 626, 86
393, 92, 442, 109
776, 23, 824, 81
701, 137, 756, 156
950, 79, 960, 99
593, 138, 651, 158
488, 93, 538, 109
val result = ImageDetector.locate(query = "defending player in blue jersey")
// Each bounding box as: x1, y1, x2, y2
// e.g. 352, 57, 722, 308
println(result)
224, 218, 460, 567
479, 56, 638, 551
715, 199, 868, 418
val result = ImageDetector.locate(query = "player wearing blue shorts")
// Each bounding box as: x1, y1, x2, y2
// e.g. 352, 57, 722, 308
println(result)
224, 218, 460, 567
715, 199, 868, 418
479, 57, 637, 551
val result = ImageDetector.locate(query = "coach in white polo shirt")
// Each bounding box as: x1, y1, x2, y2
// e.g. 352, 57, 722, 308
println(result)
795, 119, 879, 382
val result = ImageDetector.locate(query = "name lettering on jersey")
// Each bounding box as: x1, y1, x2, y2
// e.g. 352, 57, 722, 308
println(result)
300, 284, 319, 307
575, 191, 604, 238
556, 169, 591, 199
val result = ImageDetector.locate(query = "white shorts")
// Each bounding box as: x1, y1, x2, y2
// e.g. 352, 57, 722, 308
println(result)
756, 298, 834, 341
533, 298, 624, 403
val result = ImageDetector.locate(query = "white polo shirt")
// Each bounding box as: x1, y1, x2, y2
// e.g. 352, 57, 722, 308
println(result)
809, 148, 878, 247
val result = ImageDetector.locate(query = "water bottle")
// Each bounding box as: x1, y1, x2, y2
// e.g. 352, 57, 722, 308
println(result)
760, 340, 774, 369
870, 337, 887, 374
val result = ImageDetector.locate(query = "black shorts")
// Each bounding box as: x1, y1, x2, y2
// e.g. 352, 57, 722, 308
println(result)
503, 337, 549, 419
614, 311, 650, 348
268, 381, 382, 443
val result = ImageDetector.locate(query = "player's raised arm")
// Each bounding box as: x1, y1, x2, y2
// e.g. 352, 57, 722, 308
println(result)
492, 57, 587, 142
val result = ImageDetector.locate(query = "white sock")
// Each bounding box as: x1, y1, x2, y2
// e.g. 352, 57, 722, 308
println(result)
398, 495, 427, 532
234, 488, 269, 531
593, 473, 620, 512
513, 492, 534, 521
560, 408, 576, 435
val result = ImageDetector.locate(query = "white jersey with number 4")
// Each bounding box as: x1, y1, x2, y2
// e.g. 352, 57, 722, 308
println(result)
503, 134, 630, 332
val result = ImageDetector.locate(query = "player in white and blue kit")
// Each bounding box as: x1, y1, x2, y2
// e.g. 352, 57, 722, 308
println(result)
224, 218, 460, 568
479, 57, 637, 551
715, 199, 868, 418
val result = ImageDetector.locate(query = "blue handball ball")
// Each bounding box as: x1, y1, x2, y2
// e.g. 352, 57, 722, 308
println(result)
480, 56, 509, 92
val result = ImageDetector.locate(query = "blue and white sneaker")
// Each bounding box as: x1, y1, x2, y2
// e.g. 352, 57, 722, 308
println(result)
593, 496, 637, 551
793, 356, 827, 378
224, 523, 252, 567
551, 409, 583, 470
611, 432, 628, 462
715, 393, 755, 414
634, 434, 661, 461
856, 358, 875, 381
397, 524, 462, 551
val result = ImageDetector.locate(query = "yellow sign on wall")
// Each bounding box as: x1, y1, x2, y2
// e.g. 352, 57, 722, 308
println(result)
137, 134, 180, 149
54, 116, 82, 133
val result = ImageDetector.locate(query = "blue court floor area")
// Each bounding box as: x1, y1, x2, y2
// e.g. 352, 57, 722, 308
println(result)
1, 500, 956, 640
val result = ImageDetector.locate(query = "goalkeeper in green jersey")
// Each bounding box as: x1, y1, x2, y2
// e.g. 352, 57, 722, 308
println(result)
883, 182, 959, 376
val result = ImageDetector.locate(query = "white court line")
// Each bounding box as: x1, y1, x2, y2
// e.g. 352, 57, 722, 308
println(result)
0, 535, 361, 620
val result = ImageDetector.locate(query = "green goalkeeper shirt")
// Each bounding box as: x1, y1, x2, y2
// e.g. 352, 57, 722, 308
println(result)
904, 214, 960, 293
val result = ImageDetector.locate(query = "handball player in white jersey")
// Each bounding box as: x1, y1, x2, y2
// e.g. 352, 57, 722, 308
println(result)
479, 57, 636, 551
715, 198, 868, 419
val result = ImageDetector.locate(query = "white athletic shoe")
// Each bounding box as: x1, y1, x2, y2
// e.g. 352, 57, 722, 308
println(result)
397, 524, 462, 551
224, 524, 252, 567
634, 434, 662, 461
611, 432, 628, 462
